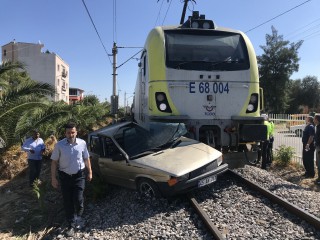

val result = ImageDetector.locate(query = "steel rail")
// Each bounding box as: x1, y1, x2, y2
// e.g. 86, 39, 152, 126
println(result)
227, 169, 320, 230
188, 194, 225, 240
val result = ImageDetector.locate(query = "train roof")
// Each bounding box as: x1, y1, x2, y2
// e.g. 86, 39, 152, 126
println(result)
158, 25, 244, 35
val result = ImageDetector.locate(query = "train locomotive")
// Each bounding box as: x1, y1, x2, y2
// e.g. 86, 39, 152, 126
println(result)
133, 11, 267, 161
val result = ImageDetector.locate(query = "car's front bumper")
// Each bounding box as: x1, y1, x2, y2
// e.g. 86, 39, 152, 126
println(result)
157, 163, 228, 197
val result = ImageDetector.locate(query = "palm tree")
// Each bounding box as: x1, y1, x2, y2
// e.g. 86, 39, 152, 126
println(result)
0, 60, 25, 89
0, 61, 111, 148
0, 61, 55, 148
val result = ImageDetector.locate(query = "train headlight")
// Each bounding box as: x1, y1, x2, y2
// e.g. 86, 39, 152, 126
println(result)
181, 11, 215, 30
155, 92, 172, 113
250, 94, 258, 103
203, 22, 211, 29
156, 93, 165, 102
246, 93, 259, 113
191, 21, 199, 28
247, 104, 254, 112
159, 103, 167, 111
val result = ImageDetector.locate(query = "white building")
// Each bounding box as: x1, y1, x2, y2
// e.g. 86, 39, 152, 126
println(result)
1, 41, 69, 103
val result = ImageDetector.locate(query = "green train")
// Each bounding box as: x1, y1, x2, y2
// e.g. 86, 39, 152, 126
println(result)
133, 11, 267, 158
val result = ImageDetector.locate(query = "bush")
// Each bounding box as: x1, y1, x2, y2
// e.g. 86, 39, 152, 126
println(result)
275, 145, 295, 166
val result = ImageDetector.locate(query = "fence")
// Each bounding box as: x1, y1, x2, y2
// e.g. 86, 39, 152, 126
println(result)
268, 113, 309, 165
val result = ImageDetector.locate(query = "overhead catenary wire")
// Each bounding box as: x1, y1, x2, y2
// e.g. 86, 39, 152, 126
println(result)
284, 17, 320, 39
113, 0, 117, 43
161, 0, 173, 25
81, 0, 112, 66
285, 20, 320, 42
155, 0, 165, 27
245, 0, 312, 33
117, 49, 144, 69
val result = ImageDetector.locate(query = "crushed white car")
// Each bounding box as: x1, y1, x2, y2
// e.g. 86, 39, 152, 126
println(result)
88, 121, 228, 198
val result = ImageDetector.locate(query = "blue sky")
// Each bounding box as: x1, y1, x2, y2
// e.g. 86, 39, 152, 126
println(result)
1, 0, 320, 106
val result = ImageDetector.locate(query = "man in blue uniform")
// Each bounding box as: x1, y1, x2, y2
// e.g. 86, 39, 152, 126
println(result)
302, 116, 315, 178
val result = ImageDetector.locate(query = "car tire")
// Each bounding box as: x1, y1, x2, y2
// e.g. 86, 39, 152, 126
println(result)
137, 178, 161, 198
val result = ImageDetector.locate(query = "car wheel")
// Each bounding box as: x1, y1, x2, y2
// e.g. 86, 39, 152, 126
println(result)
137, 179, 161, 198
295, 129, 302, 137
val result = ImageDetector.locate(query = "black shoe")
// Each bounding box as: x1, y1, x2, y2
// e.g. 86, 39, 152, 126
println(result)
74, 216, 85, 229
315, 179, 320, 185
65, 227, 75, 237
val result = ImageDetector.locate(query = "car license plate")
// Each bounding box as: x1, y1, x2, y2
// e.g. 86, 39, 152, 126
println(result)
198, 175, 217, 187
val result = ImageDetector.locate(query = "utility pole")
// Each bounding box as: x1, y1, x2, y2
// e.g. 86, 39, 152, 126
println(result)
111, 42, 118, 117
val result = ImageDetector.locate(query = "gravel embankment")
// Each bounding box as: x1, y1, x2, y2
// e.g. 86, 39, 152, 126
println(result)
48, 165, 320, 239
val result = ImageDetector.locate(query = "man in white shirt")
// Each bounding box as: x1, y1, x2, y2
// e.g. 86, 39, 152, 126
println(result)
51, 123, 92, 236
22, 129, 45, 186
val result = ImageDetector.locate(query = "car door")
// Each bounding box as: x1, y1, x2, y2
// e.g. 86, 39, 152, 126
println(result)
98, 137, 139, 189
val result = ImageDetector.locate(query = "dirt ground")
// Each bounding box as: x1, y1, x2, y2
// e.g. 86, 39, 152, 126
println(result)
0, 147, 319, 240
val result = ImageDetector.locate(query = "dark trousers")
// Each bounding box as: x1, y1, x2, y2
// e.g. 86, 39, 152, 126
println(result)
28, 159, 42, 186
59, 170, 85, 224
302, 145, 315, 177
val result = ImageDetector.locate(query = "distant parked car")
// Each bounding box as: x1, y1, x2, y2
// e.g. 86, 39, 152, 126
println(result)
289, 124, 305, 137
88, 121, 228, 198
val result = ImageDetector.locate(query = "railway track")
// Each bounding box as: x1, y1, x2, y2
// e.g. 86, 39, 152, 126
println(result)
188, 169, 320, 239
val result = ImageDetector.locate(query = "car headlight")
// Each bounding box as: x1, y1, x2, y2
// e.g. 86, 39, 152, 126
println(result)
167, 173, 189, 186
216, 155, 223, 166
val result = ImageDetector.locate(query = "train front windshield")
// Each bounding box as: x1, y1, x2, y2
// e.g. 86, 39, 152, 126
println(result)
165, 31, 250, 71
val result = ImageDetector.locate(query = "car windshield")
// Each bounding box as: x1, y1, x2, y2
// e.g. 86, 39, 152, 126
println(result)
114, 123, 187, 159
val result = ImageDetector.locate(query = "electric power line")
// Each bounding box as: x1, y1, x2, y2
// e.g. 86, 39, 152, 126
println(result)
117, 50, 143, 69
286, 22, 320, 42
155, 0, 165, 27
285, 17, 320, 39
81, 0, 112, 66
245, 0, 312, 33
113, 0, 117, 43
162, 0, 173, 25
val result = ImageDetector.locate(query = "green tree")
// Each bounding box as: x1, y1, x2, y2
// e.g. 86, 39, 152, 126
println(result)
0, 61, 55, 148
300, 76, 320, 110
287, 76, 320, 113
0, 60, 26, 89
258, 26, 303, 113
287, 79, 302, 113
0, 61, 112, 148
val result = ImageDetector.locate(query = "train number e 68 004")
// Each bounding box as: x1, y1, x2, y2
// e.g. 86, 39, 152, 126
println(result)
189, 81, 229, 94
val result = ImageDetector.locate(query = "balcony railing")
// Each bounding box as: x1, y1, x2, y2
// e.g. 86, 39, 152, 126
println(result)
61, 70, 68, 78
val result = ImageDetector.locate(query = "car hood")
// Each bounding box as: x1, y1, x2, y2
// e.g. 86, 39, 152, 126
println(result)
131, 139, 222, 177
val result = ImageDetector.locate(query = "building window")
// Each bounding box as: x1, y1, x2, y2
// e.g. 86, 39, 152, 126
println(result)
3, 50, 6, 56
57, 64, 60, 71
58, 79, 60, 86
69, 89, 78, 95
